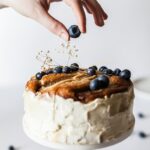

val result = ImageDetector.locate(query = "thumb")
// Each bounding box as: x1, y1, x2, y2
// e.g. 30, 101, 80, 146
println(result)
36, 7, 69, 41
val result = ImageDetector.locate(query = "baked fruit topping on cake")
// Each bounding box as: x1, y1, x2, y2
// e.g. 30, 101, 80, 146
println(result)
23, 63, 135, 145
26, 64, 132, 103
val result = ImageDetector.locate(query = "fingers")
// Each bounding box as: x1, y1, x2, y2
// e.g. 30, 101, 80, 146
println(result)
96, 1, 108, 20
35, 6, 69, 41
88, 2, 104, 26
82, 2, 92, 14
84, 0, 108, 26
32, 0, 107, 41
69, 0, 86, 33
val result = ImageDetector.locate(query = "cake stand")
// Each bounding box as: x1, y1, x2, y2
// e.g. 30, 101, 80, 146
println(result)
23, 118, 134, 150
134, 77, 150, 101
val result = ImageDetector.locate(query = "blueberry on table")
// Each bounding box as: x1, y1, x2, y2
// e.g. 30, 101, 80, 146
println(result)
138, 132, 147, 138
99, 66, 107, 72
53, 66, 63, 73
114, 68, 121, 76
70, 63, 79, 71
62, 66, 71, 73
8, 145, 15, 150
87, 68, 96, 76
89, 66, 98, 71
97, 75, 109, 88
103, 69, 113, 75
138, 113, 145, 118
90, 79, 101, 91
119, 69, 131, 80
68, 25, 81, 38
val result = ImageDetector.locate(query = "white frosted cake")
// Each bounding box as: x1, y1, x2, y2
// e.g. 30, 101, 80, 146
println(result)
23, 64, 135, 149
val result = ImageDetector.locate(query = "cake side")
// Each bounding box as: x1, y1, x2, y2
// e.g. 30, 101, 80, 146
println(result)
23, 85, 134, 145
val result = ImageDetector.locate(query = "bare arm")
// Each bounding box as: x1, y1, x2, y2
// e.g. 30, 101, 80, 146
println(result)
0, 0, 8, 8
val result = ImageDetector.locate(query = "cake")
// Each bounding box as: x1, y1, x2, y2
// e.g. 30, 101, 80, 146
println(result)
23, 64, 135, 149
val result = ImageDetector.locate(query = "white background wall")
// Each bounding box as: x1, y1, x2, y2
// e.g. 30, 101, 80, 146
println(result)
0, 0, 150, 86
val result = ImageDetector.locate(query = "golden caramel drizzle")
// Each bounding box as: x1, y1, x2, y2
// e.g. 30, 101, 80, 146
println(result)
26, 69, 132, 103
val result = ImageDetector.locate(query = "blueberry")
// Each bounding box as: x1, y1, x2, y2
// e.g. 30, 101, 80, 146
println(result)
103, 69, 114, 75
138, 113, 145, 118
99, 66, 107, 72
138, 132, 147, 138
87, 68, 96, 76
71, 63, 79, 68
97, 75, 109, 88
45, 69, 53, 75
90, 79, 101, 91
36, 72, 45, 80
119, 69, 131, 80
89, 66, 97, 71
70, 63, 79, 71
62, 66, 71, 73
68, 25, 81, 38
9, 146, 15, 150
53, 66, 63, 73
114, 68, 121, 76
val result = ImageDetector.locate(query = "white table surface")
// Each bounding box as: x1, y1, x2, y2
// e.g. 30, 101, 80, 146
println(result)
0, 85, 150, 150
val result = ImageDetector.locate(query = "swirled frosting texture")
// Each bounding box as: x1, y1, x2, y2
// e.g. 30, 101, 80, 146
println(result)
23, 86, 134, 145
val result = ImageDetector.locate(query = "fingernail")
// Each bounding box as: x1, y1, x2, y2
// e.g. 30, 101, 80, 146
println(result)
99, 21, 104, 27
60, 32, 69, 41
104, 14, 108, 20
81, 27, 86, 33
79, 25, 86, 33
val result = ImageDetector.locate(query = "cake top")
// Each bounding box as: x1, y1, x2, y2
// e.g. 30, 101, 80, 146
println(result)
26, 64, 132, 103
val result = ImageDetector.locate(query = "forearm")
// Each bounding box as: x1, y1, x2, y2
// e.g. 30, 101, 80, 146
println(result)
0, 0, 10, 8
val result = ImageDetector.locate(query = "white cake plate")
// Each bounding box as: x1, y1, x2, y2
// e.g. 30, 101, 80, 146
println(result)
134, 77, 150, 101
23, 120, 134, 150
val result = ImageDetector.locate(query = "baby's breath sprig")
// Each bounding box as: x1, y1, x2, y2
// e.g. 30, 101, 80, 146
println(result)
36, 42, 79, 71
36, 50, 53, 71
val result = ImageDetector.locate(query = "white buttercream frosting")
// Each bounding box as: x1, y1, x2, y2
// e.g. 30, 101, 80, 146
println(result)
23, 86, 135, 145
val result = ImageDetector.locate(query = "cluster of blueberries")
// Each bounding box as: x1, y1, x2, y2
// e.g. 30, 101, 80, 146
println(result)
88, 66, 131, 91
35, 63, 131, 91
36, 63, 80, 80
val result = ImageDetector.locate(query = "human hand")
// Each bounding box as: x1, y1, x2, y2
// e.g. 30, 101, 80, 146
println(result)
2, 0, 108, 41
